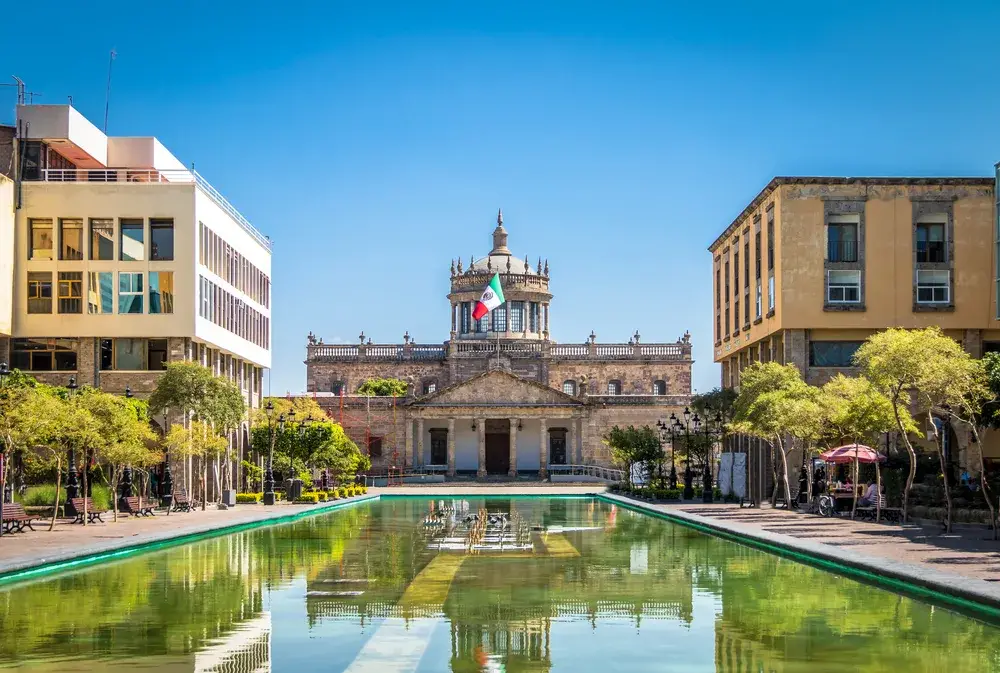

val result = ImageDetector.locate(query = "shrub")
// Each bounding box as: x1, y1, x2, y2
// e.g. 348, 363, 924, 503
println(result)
295, 493, 320, 504
236, 493, 261, 504
17, 483, 112, 511
315, 491, 328, 501
360, 485, 368, 494
338, 487, 348, 499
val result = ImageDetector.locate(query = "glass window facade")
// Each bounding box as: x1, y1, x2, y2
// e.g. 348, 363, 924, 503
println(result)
809, 341, 863, 367
827, 270, 861, 303
29, 219, 53, 260
88, 272, 114, 314
150, 219, 174, 261
562, 380, 577, 395
90, 219, 115, 260
59, 219, 84, 260
119, 272, 144, 314
150, 271, 174, 314
916, 269, 950, 303
120, 219, 144, 261
492, 303, 507, 332
27, 272, 52, 314
510, 301, 524, 332
11, 338, 77, 372
58, 272, 83, 314
114, 338, 147, 370
916, 223, 946, 263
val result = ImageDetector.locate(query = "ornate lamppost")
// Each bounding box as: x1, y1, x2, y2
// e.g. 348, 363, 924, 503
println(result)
263, 400, 280, 505
673, 407, 698, 500
284, 409, 313, 499
655, 418, 678, 489
700, 410, 723, 504
65, 376, 80, 502
161, 409, 173, 509
119, 387, 134, 506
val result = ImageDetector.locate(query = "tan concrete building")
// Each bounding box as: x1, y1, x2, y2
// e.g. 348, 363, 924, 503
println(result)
0, 125, 14, 338
304, 212, 693, 477
709, 176, 999, 496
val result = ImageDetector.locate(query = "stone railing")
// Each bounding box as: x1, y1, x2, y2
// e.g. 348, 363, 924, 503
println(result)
551, 341, 691, 361
450, 271, 549, 292
586, 394, 690, 406
307, 343, 446, 362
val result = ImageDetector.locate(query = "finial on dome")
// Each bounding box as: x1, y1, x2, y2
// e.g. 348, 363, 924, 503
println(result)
497, 207, 503, 225
490, 208, 510, 255
487, 257, 492, 271
524, 255, 530, 273
543, 259, 549, 276
450, 259, 455, 276
506, 257, 511, 272
469, 255, 475, 271
537, 257, 542, 274
457, 258, 463, 274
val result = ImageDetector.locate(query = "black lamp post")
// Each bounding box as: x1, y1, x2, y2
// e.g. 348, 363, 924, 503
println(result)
655, 418, 678, 490
674, 407, 697, 500
700, 410, 723, 504
161, 409, 173, 509
65, 376, 80, 502
0, 362, 11, 504
119, 387, 134, 505
263, 401, 279, 505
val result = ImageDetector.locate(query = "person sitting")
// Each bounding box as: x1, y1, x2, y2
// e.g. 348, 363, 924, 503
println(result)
859, 481, 879, 507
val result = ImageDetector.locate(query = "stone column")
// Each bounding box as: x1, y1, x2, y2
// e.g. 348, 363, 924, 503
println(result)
451, 303, 458, 334
416, 418, 425, 468
578, 418, 587, 464
446, 418, 455, 476
543, 303, 550, 336
404, 417, 414, 468
539, 419, 548, 478
568, 417, 578, 465
477, 418, 487, 478
509, 418, 518, 477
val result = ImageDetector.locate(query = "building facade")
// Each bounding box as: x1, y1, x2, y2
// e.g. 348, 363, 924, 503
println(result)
0, 104, 271, 486
709, 176, 999, 497
305, 212, 693, 476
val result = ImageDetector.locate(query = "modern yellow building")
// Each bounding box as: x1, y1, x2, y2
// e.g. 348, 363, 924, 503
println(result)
709, 176, 998, 497
0, 104, 271, 496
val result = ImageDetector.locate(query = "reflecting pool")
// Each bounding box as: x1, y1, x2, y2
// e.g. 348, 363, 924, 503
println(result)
1, 497, 999, 672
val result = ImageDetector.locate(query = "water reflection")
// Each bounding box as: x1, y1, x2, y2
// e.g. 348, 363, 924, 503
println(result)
0, 498, 998, 672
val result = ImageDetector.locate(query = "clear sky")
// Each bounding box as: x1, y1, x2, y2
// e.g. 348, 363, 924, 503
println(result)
4, 1, 1000, 395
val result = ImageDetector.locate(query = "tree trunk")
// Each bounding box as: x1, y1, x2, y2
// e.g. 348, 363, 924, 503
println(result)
50, 456, 62, 532
876, 461, 883, 523
770, 442, 780, 505
965, 421, 997, 540
892, 391, 917, 523
82, 455, 89, 527
927, 411, 953, 533
202, 457, 208, 511
777, 436, 792, 506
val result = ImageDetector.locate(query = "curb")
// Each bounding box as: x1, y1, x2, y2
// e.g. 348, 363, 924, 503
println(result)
599, 493, 1000, 624
0, 494, 379, 586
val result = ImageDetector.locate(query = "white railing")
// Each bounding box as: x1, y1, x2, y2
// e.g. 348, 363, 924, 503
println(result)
308, 344, 445, 361
550, 344, 588, 356
640, 344, 683, 357
547, 464, 626, 482
34, 167, 271, 251
596, 344, 633, 357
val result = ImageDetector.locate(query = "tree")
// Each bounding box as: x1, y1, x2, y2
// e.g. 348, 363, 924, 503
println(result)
249, 414, 366, 487
0, 369, 40, 508
78, 389, 159, 522
357, 378, 408, 397
164, 421, 228, 508
821, 374, 914, 518
856, 327, 983, 527
604, 425, 661, 487
250, 396, 329, 427
953, 351, 1000, 538
731, 363, 822, 505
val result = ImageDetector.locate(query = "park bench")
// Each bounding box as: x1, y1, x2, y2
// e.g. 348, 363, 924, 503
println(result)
1, 503, 40, 533
171, 491, 194, 513
854, 495, 903, 523
121, 496, 156, 517
69, 497, 107, 524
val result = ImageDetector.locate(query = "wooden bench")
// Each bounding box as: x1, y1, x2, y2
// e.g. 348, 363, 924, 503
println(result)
171, 491, 194, 513
2, 503, 40, 533
121, 496, 156, 517
854, 495, 903, 523
69, 497, 107, 524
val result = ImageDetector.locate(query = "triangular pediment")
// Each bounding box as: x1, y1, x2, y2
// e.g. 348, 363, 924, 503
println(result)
410, 370, 582, 407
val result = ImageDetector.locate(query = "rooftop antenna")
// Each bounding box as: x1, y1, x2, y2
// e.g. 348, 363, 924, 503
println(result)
103, 48, 116, 133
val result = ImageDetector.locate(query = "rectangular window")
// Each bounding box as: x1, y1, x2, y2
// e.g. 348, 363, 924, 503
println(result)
715, 268, 721, 310
827, 270, 861, 304
461, 302, 471, 333
119, 272, 144, 314
767, 214, 775, 270
369, 437, 383, 459
827, 221, 859, 262
89, 219, 115, 260
57, 272, 83, 314
120, 219, 144, 261
149, 271, 174, 314
809, 341, 863, 367
733, 251, 740, 295
11, 338, 77, 372
29, 219, 53, 260
476, 313, 488, 333
755, 279, 762, 318
510, 300, 524, 332
916, 269, 950, 304
27, 272, 52, 314
734, 290, 740, 327
529, 302, 539, 332
114, 338, 147, 370
755, 231, 762, 279
88, 272, 114, 314
59, 219, 84, 260
916, 222, 946, 263
148, 338, 168, 370
150, 219, 174, 261
430, 431, 448, 465
21, 141, 42, 181
492, 303, 507, 332
744, 240, 750, 287
768, 274, 775, 311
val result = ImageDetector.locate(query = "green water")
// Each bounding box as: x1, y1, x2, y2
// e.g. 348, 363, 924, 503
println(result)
0, 497, 998, 672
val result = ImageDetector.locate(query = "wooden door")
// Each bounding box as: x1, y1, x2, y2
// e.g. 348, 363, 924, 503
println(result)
485, 433, 510, 475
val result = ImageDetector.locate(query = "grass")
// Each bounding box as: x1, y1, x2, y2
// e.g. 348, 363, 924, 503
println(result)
15, 483, 113, 511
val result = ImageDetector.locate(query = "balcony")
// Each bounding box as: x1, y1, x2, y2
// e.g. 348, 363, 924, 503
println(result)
26, 167, 271, 251
916, 241, 946, 264
827, 240, 858, 263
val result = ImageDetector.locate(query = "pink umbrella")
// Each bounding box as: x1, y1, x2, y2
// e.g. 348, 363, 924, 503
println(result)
820, 444, 885, 464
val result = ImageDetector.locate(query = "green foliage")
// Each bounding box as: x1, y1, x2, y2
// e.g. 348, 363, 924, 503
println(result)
149, 362, 246, 429
356, 378, 408, 397
250, 417, 366, 485
295, 493, 320, 504
604, 425, 661, 486
251, 397, 329, 427
821, 374, 913, 446
235, 492, 261, 504
691, 387, 737, 421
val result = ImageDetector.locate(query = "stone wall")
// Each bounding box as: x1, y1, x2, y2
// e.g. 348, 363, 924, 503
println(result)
307, 361, 450, 394
547, 360, 691, 396
584, 403, 686, 464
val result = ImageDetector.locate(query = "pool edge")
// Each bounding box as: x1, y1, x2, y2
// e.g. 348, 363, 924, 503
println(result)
0, 494, 379, 586
599, 492, 1000, 623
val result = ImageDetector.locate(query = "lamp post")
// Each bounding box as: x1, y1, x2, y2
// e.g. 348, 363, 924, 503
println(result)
119, 387, 134, 505
284, 409, 313, 499
673, 407, 697, 500
655, 418, 678, 490
700, 410, 723, 504
263, 401, 278, 505
65, 376, 80, 502
161, 409, 173, 509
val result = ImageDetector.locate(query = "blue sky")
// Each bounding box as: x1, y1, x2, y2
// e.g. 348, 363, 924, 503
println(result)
4, 1, 1000, 395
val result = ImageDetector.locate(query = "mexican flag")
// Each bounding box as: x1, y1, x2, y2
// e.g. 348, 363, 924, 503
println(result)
472, 273, 505, 320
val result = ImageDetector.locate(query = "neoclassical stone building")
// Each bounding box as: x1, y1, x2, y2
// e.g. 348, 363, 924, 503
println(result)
303, 212, 692, 477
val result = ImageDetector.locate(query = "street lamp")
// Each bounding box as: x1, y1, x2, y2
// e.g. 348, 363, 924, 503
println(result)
263, 400, 278, 505
119, 386, 135, 507
655, 418, 678, 490
66, 376, 80, 502
161, 409, 173, 509
699, 410, 723, 504
673, 407, 697, 500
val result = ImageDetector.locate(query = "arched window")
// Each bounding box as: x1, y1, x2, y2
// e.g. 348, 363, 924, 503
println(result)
423, 380, 437, 395
652, 380, 666, 395
562, 380, 577, 395
607, 380, 622, 395
331, 380, 345, 395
